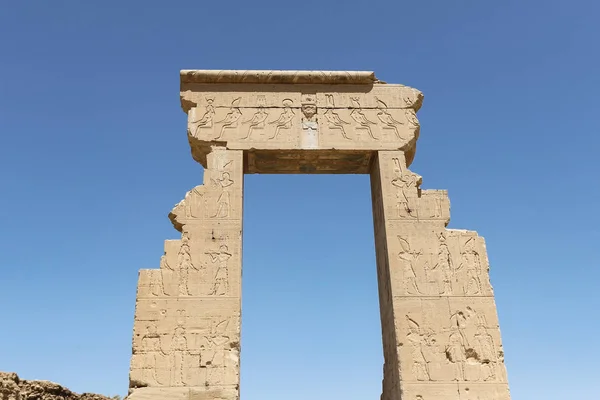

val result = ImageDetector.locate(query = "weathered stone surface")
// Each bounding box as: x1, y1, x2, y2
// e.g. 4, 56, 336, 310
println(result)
129, 70, 511, 400
0, 372, 113, 400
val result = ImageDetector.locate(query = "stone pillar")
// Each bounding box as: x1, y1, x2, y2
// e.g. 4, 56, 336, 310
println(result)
129, 146, 243, 400
371, 151, 511, 400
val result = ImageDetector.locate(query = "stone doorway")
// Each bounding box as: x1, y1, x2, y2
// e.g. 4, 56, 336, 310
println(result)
127, 70, 511, 400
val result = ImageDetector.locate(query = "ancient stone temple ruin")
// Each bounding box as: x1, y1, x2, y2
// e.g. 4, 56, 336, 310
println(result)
128, 70, 511, 400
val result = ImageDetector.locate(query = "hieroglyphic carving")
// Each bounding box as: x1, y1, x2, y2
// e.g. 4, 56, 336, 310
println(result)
459, 238, 482, 295
300, 93, 317, 122
205, 245, 232, 296
169, 323, 188, 386
432, 231, 453, 295
405, 108, 420, 128
140, 322, 164, 385
242, 95, 268, 140
405, 316, 434, 381
191, 97, 215, 135
376, 97, 404, 139
211, 172, 234, 218
177, 231, 193, 296
323, 94, 351, 140
215, 97, 242, 139
185, 186, 205, 218
391, 157, 420, 218
397, 236, 422, 295
268, 99, 295, 140
350, 97, 378, 140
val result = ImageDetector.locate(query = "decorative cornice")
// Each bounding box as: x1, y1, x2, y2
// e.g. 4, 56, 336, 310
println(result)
180, 70, 380, 85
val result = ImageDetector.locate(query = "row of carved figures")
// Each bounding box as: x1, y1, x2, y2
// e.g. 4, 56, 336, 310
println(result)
190, 96, 419, 141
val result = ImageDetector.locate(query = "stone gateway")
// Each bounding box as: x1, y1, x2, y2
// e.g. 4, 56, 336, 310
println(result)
127, 70, 511, 400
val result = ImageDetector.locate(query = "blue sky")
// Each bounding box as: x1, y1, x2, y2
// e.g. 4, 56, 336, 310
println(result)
1, 1, 599, 399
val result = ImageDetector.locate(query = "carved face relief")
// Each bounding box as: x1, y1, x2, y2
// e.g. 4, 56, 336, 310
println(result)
301, 94, 317, 122
301, 104, 317, 121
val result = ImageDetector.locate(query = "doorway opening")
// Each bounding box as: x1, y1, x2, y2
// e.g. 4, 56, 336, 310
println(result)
241, 174, 383, 400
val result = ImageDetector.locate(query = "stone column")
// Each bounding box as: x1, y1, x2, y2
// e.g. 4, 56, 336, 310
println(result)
129, 146, 243, 400
371, 151, 511, 400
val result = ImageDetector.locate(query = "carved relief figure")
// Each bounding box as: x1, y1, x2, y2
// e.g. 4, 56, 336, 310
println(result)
406, 316, 432, 381
474, 324, 497, 381
458, 238, 482, 295
350, 97, 378, 140
212, 172, 234, 218
397, 236, 422, 295
445, 326, 466, 381
177, 232, 193, 296
323, 94, 351, 140
242, 95, 269, 140
141, 322, 164, 385
391, 159, 419, 218
300, 94, 317, 122
405, 108, 420, 128
375, 97, 404, 138
206, 245, 232, 296
215, 97, 243, 139
269, 99, 295, 140
432, 231, 453, 294
191, 97, 215, 135
149, 270, 165, 297
169, 323, 188, 386
186, 186, 204, 218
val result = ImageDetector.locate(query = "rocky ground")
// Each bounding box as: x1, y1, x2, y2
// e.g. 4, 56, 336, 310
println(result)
0, 372, 115, 400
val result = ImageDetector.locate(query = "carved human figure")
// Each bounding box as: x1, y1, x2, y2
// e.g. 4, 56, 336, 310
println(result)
149, 270, 165, 297
391, 172, 419, 218
141, 322, 164, 385
375, 97, 404, 138
242, 106, 269, 139
323, 94, 351, 139
446, 327, 466, 381
192, 97, 215, 135
459, 238, 482, 295
212, 174, 234, 218
432, 232, 453, 294
474, 325, 497, 381
397, 236, 421, 295
215, 97, 243, 139
406, 316, 431, 381
169, 324, 188, 386
350, 97, 378, 139
187, 186, 204, 218
177, 233, 193, 296
405, 108, 420, 128
206, 245, 232, 296
269, 99, 295, 139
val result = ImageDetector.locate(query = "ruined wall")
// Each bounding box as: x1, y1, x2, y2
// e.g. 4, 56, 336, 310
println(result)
0, 372, 113, 400
370, 151, 510, 400
129, 149, 243, 400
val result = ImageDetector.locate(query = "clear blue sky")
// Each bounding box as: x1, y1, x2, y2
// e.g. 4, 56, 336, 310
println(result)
1, 1, 599, 399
